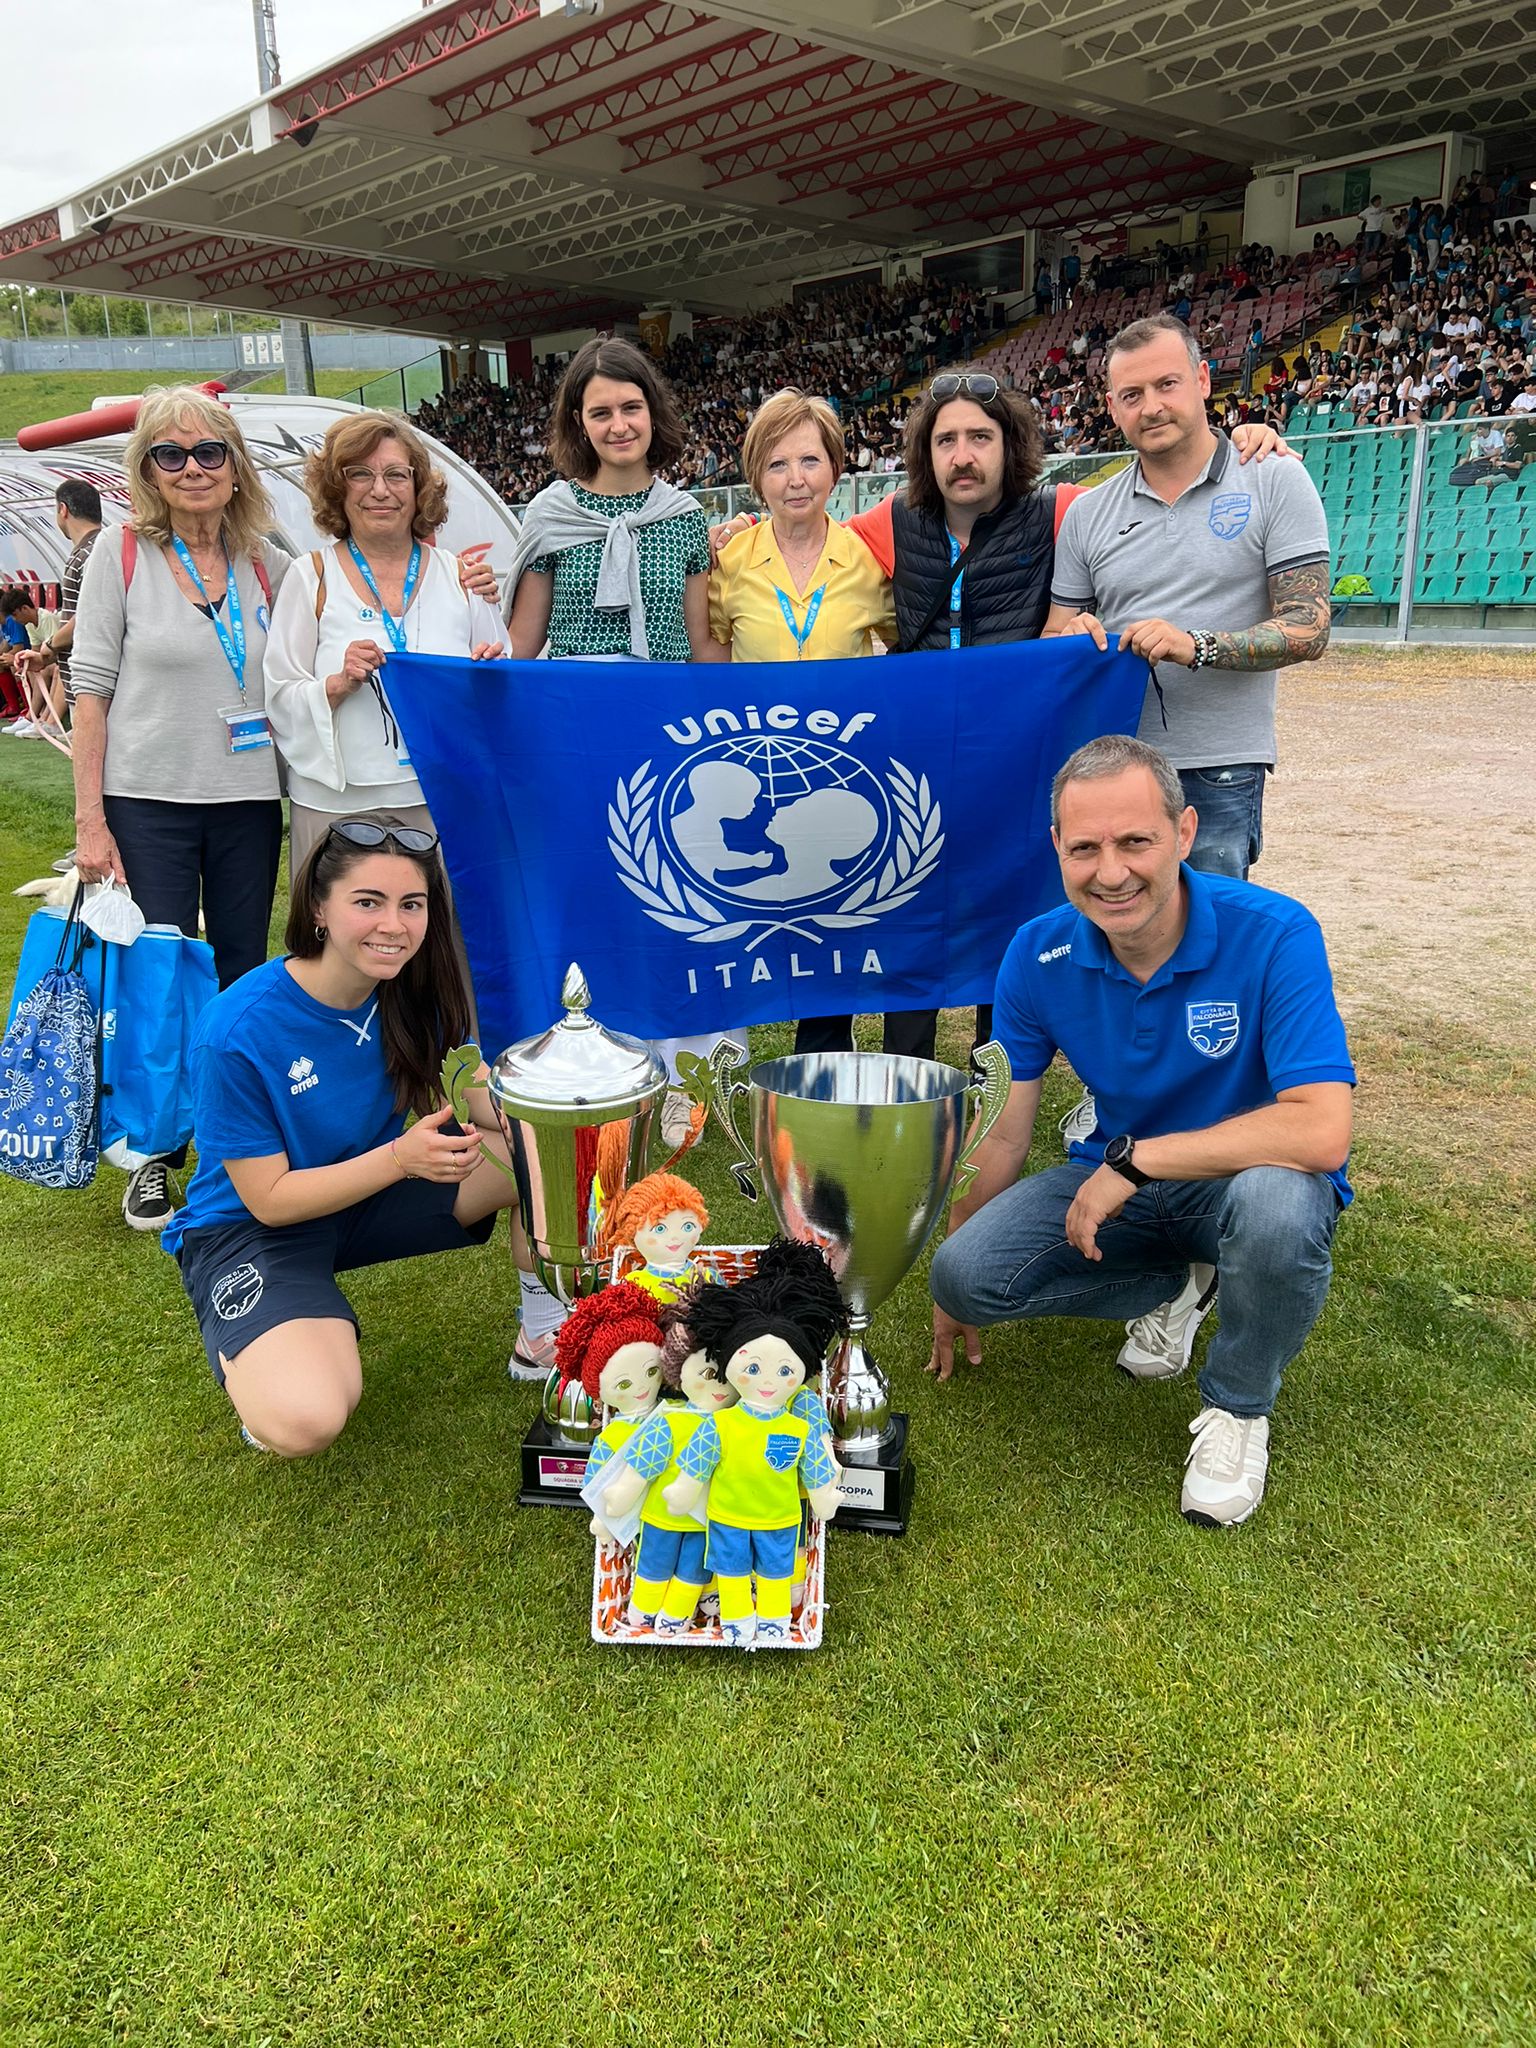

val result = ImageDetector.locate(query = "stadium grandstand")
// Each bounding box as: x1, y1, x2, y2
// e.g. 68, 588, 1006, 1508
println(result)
2, 0, 1535, 628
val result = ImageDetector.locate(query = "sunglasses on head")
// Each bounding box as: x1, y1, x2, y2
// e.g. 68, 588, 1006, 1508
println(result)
326, 820, 440, 856
930, 372, 1000, 404
147, 439, 230, 475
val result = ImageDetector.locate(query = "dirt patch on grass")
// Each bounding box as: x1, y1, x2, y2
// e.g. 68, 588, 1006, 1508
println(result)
1263, 645, 1535, 1179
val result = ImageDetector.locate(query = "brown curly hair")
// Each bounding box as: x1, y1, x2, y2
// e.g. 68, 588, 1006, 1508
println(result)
546, 337, 687, 483
304, 410, 448, 542
901, 383, 1044, 519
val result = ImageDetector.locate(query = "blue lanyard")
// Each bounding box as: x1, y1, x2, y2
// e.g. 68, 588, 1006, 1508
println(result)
171, 537, 246, 692
347, 539, 421, 655
775, 582, 826, 658
947, 534, 965, 651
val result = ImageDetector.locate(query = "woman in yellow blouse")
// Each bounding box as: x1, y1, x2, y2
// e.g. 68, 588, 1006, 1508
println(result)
709, 389, 896, 1056
708, 389, 896, 661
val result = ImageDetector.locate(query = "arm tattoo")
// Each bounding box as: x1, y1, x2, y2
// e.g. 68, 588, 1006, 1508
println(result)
1208, 562, 1332, 670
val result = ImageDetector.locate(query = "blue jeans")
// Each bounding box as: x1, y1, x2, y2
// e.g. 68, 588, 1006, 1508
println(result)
930, 1163, 1340, 1417
1181, 763, 1266, 878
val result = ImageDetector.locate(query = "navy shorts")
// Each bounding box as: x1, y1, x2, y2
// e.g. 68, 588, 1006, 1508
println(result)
175, 1180, 496, 1385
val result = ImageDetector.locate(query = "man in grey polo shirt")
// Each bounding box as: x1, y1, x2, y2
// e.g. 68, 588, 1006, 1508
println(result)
1044, 313, 1331, 880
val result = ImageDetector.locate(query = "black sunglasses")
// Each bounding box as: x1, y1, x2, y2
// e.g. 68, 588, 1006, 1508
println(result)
931, 373, 1000, 403
147, 439, 230, 474
326, 820, 440, 856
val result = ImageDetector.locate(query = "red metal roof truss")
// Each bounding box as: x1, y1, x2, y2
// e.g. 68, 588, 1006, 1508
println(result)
431, 2, 699, 135
621, 53, 909, 168
278, 0, 538, 134
527, 27, 820, 151
0, 210, 61, 258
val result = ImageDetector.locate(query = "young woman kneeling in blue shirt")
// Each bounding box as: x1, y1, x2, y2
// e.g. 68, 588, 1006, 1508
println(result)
164, 821, 518, 1454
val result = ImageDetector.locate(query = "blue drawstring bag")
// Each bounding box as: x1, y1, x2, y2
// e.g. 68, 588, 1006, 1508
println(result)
0, 889, 101, 1189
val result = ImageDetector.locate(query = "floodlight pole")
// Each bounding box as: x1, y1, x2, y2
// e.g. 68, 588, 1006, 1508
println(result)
252, 0, 317, 398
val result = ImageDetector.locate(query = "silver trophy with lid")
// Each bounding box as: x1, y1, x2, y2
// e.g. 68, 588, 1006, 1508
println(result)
448, 964, 677, 1505
682, 1041, 1011, 1535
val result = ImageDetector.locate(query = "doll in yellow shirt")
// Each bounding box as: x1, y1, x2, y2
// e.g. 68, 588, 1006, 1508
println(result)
559, 1282, 665, 1542
664, 1238, 847, 1650
598, 1287, 737, 1632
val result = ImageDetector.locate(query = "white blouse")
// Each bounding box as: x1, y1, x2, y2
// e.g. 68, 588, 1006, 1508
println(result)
265, 541, 507, 813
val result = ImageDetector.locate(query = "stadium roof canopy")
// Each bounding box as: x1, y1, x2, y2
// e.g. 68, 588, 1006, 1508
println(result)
0, 0, 1530, 342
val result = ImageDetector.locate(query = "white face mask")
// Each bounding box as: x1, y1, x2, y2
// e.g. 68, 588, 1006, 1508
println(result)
79, 880, 146, 947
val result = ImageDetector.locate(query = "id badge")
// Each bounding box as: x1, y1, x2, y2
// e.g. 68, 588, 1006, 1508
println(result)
220, 704, 273, 754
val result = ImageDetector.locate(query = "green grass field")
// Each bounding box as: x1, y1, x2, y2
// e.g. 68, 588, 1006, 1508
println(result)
1, 739, 1533, 2045
0, 370, 389, 440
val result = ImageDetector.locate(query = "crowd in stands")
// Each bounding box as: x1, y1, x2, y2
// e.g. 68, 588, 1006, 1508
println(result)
1236, 196, 1536, 445
414, 165, 1536, 499
417, 275, 989, 502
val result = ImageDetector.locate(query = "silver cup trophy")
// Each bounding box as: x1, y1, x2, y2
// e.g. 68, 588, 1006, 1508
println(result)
446, 964, 673, 1507
681, 1041, 1011, 1535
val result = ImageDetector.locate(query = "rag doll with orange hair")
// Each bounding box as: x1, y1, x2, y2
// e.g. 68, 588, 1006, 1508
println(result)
599, 1170, 721, 1307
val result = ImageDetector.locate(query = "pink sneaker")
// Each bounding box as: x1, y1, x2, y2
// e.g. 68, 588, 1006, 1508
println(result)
507, 1325, 560, 1381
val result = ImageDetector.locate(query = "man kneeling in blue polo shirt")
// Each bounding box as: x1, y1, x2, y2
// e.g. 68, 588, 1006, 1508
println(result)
928, 734, 1355, 1526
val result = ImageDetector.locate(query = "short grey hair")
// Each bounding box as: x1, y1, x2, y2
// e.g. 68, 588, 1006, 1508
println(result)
1051, 735, 1185, 830
1105, 314, 1201, 377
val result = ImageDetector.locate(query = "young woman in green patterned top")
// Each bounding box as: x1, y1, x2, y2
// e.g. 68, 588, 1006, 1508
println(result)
507, 338, 719, 663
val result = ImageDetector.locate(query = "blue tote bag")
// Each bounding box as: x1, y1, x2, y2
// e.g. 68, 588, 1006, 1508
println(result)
98, 924, 219, 1168
6, 906, 217, 1171
0, 891, 102, 1189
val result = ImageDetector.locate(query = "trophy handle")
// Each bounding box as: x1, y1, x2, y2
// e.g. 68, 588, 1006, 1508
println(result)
953, 1039, 1013, 1200
677, 1039, 758, 1202
440, 1040, 520, 1186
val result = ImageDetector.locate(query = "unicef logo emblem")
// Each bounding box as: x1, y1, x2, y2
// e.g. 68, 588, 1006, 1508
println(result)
609, 728, 942, 944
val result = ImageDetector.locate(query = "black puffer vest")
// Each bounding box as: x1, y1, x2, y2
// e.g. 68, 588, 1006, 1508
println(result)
890, 486, 1060, 652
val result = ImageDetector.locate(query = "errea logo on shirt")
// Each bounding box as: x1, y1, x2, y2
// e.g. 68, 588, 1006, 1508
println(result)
1037, 942, 1073, 964
288, 1056, 319, 1095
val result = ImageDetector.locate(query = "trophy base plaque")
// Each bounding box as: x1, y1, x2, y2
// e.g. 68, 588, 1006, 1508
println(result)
518, 1417, 593, 1510
830, 1413, 915, 1538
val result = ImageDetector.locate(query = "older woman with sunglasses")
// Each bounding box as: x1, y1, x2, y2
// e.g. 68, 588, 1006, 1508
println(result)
71, 385, 291, 1231
264, 409, 508, 881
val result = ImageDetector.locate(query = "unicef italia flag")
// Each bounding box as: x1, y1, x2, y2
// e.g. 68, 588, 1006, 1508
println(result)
384, 642, 1151, 1052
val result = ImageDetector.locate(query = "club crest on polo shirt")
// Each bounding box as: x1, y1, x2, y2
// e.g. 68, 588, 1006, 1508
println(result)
1208, 493, 1252, 541
288, 1055, 319, 1095
1186, 1002, 1240, 1058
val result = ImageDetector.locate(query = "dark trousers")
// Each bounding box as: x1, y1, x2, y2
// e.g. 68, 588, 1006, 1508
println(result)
794, 1004, 996, 1064
104, 796, 282, 987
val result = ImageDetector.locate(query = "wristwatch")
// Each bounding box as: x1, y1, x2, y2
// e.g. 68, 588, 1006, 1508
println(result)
1103, 1133, 1153, 1189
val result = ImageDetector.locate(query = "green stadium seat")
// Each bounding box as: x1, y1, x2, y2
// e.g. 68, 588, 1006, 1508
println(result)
1418, 572, 1459, 601
1488, 572, 1534, 601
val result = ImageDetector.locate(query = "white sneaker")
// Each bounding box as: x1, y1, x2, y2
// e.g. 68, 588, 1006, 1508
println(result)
660, 1086, 699, 1152
6, 718, 37, 737
1117, 1262, 1218, 1381
1181, 1406, 1269, 1526
1059, 1087, 1098, 1153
